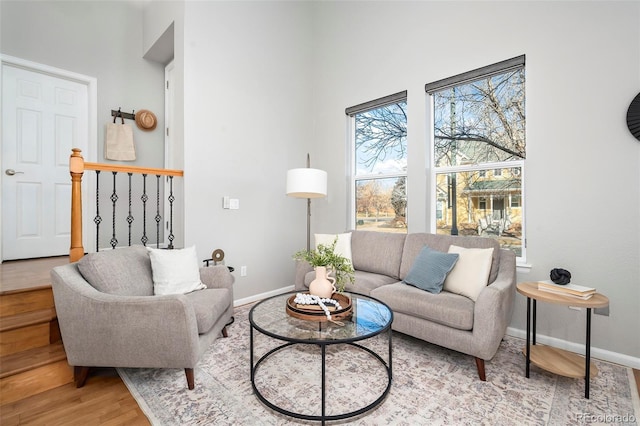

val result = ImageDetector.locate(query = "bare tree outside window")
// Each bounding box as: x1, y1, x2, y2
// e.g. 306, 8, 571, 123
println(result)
352, 101, 408, 233
431, 67, 526, 258
433, 70, 525, 167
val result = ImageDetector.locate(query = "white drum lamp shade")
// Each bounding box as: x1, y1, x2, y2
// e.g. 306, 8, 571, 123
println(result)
286, 168, 327, 199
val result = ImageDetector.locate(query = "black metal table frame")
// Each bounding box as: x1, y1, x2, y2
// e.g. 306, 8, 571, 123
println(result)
525, 297, 593, 399
249, 294, 393, 425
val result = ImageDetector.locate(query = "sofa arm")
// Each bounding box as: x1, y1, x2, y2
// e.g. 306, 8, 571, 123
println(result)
472, 249, 517, 359
51, 264, 201, 368
294, 260, 313, 291
200, 265, 234, 291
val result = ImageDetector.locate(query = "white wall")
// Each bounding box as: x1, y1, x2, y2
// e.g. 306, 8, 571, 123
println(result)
308, 1, 640, 360
143, 1, 186, 248
182, 1, 315, 300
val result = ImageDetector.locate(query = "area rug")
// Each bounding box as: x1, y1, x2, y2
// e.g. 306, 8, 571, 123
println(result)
118, 303, 639, 425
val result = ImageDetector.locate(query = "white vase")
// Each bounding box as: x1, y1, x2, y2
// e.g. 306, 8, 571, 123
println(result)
308, 266, 336, 299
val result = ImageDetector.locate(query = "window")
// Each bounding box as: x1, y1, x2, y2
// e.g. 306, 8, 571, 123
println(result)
346, 91, 407, 233
426, 56, 525, 258
479, 197, 487, 210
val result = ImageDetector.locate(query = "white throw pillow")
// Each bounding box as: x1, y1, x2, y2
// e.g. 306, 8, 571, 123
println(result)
314, 232, 352, 263
443, 245, 494, 301
147, 246, 206, 295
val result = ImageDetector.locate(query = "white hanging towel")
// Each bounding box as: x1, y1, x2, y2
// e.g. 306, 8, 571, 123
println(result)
105, 114, 136, 161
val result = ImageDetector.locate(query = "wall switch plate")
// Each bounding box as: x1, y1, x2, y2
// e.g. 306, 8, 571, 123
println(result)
223, 196, 230, 209
229, 198, 240, 210
240, 266, 247, 276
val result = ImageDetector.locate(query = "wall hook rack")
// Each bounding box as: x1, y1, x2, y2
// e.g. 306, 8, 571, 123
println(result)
111, 108, 135, 121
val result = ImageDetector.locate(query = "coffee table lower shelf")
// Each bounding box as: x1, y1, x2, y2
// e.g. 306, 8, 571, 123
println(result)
522, 345, 598, 379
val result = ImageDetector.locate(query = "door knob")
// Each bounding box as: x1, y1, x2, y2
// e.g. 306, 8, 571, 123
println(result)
5, 169, 24, 176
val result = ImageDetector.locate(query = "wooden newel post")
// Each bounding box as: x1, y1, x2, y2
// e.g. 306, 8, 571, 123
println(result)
69, 148, 85, 262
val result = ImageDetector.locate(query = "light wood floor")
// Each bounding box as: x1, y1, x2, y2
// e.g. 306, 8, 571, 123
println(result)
1, 257, 638, 424
1, 369, 149, 425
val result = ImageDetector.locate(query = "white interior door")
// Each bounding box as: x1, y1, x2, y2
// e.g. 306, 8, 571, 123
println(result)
1, 64, 89, 260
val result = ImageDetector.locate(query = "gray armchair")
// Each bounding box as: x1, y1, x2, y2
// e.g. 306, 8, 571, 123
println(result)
50, 245, 234, 390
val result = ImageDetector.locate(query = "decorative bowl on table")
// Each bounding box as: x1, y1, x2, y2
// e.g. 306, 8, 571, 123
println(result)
286, 293, 353, 322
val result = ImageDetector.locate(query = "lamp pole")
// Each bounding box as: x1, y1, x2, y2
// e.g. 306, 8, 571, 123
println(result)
306, 153, 312, 252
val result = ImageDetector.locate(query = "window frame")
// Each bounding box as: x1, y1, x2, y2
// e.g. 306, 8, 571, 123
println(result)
346, 91, 408, 233
426, 56, 526, 261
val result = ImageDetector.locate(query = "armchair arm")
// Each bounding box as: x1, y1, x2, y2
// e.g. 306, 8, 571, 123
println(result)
200, 265, 234, 291
472, 249, 517, 359
51, 264, 201, 368
294, 260, 313, 291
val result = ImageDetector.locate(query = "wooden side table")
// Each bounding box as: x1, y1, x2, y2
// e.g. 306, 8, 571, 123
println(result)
516, 282, 609, 399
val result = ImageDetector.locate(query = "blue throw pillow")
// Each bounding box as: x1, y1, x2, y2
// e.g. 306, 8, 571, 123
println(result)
404, 246, 459, 293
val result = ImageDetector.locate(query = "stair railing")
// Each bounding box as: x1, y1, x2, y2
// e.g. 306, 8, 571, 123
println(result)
69, 148, 184, 262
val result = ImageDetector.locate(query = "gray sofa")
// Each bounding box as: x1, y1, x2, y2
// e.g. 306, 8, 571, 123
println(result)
51, 245, 234, 389
294, 230, 517, 381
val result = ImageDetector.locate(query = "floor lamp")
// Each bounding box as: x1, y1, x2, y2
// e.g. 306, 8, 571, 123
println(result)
286, 154, 327, 252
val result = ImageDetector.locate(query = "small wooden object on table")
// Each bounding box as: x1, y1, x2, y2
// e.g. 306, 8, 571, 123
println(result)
516, 281, 609, 399
286, 293, 353, 322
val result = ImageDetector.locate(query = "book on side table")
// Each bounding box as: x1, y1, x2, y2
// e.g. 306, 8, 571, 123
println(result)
537, 280, 596, 300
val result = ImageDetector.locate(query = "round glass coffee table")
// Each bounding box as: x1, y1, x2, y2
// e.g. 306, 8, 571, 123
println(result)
249, 291, 393, 424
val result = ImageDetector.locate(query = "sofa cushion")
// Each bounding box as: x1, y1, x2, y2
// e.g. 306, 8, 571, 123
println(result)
404, 246, 459, 293
303, 269, 397, 295
350, 230, 407, 279
315, 232, 352, 263
443, 245, 494, 301
147, 246, 206, 295
400, 233, 501, 284
183, 288, 232, 334
371, 282, 475, 331
77, 245, 154, 296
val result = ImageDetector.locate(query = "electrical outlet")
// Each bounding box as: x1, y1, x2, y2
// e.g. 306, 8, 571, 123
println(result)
240, 266, 247, 276
568, 306, 582, 311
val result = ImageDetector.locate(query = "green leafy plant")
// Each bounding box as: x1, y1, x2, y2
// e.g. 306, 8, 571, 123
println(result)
293, 237, 355, 292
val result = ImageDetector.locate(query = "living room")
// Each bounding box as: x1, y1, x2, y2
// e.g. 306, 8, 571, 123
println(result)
1, 0, 639, 423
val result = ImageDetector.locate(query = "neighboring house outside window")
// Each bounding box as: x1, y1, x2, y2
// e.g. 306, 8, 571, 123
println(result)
346, 91, 408, 234
426, 56, 526, 259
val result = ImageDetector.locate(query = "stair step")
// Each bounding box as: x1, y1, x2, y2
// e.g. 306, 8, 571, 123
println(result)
0, 357, 73, 405
0, 308, 59, 357
0, 307, 57, 332
0, 288, 54, 318
0, 342, 67, 379
0, 257, 72, 404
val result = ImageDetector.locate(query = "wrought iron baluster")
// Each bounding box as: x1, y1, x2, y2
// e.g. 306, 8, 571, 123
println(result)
93, 170, 102, 252
168, 176, 175, 249
110, 171, 118, 249
155, 175, 161, 248
127, 173, 134, 246
141, 174, 148, 246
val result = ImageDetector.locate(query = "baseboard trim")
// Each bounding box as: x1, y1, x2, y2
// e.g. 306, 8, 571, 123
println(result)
506, 327, 640, 370
233, 285, 294, 307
